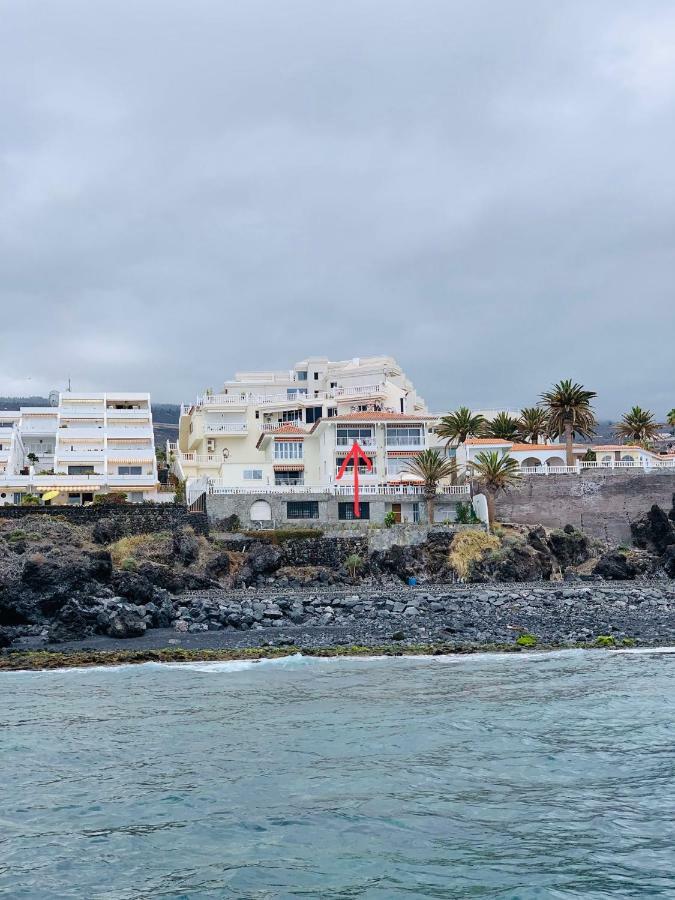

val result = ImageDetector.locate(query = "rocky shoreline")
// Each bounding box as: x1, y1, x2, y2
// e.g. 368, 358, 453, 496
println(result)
3, 582, 675, 670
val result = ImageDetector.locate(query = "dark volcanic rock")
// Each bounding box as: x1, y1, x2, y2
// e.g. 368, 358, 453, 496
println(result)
473, 543, 552, 582
662, 546, 675, 579
205, 552, 231, 579
548, 526, 591, 567
631, 505, 675, 555
92, 517, 125, 545
103, 601, 147, 638
172, 528, 200, 566
593, 550, 637, 580
245, 542, 284, 576
0, 626, 12, 647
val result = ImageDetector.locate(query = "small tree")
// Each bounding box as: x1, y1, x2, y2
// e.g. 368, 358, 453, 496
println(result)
345, 553, 364, 578
468, 450, 520, 527
21, 493, 40, 506
518, 407, 549, 444
26, 452, 39, 468
404, 450, 457, 524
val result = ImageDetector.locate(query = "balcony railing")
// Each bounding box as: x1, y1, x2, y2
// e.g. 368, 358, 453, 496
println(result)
516, 460, 675, 476
336, 437, 376, 449
105, 408, 150, 418
176, 452, 222, 466
332, 383, 385, 399
385, 437, 423, 448
204, 422, 248, 434
205, 480, 471, 497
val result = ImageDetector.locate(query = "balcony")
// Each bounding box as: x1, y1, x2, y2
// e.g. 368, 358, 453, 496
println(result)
332, 383, 385, 399
105, 407, 150, 418
58, 425, 105, 439
176, 452, 222, 467
385, 435, 423, 450
56, 449, 105, 460
204, 422, 248, 435
105, 426, 153, 439
59, 406, 105, 418
106, 475, 157, 486
335, 436, 376, 450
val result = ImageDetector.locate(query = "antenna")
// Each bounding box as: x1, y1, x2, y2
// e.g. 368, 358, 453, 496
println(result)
67, 377, 72, 392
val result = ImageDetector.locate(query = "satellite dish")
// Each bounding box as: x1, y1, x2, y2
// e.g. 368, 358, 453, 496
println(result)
48, 391, 59, 407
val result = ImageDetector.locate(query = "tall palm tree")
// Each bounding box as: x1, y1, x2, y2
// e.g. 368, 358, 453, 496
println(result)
667, 409, 675, 431
614, 406, 660, 446
404, 450, 457, 524
468, 451, 520, 527
484, 412, 521, 441
518, 407, 549, 444
540, 379, 597, 466
436, 407, 486, 447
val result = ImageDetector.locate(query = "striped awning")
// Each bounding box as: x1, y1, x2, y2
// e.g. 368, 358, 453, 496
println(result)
386, 450, 422, 457
273, 463, 305, 471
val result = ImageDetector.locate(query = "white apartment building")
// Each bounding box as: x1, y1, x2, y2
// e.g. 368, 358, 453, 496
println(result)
172, 356, 429, 485
171, 356, 471, 524
0, 392, 162, 506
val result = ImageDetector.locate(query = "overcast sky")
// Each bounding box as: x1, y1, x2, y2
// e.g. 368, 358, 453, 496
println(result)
1, 1, 674, 416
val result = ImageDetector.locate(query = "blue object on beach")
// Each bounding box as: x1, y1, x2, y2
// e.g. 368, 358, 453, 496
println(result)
408, 577, 417, 586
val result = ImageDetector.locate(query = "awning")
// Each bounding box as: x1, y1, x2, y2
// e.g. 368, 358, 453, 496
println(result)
42, 490, 60, 501
273, 464, 305, 471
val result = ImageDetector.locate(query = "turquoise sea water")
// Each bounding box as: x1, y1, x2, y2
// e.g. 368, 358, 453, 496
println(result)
2, 650, 675, 899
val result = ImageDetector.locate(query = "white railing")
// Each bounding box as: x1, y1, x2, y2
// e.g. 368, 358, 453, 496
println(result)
385, 440, 423, 450
332, 383, 384, 399
176, 452, 222, 465
334, 467, 378, 477
206, 480, 470, 497
260, 422, 306, 432
336, 437, 376, 449
204, 422, 248, 434
106, 475, 157, 486
516, 460, 675, 476
59, 407, 104, 418
56, 449, 105, 458
105, 408, 149, 418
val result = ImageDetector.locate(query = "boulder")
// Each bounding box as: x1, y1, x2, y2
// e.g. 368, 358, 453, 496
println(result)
102, 600, 147, 638
631, 505, 675, 555
593, 551, 637, 580
112, 570, 157, 605
661, 546, 675, 579
172, 527, 200, 566
205, 552, 231, 579
548, 526, 591, 568
92, 517, 125, 545
245, 542, 284, 576
0, 626, 12, 648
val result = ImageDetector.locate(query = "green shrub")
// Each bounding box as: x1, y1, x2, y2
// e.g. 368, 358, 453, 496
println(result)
20, 494, 40, 506
594, 635, 616, 648
94, 492, 128, 505
345, 553, 364, 577
455, 502, 480, 525
621, 637, 636, 647
384, 511, 397, 528
121, 557, 138, 572
515, 633, 537, 648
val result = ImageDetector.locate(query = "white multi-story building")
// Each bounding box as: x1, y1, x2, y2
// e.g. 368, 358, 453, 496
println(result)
0, 392, 163, 506
171, 356, 472, 524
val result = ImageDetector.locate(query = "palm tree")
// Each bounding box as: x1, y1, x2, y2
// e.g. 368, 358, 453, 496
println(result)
518, 407, 549, 444
540, 379, 597, 466
667, 409, 675, 431
468, 451, 520, 527
436, 407, 486, 447
404, 450, 457, 524
483, 411, 521, 441
614, 406, 660, 446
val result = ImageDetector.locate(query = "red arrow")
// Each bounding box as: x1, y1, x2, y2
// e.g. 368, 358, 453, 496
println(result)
336, 441, 373, 517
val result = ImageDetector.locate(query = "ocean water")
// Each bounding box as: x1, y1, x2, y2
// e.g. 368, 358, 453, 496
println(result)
2, 651, 675, 899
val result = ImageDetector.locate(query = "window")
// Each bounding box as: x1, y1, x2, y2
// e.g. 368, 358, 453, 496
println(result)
297, 371, 308, 381
287, 389, 307, 400
336, 455, 374, 475
386, 457, 413, 476
129, 491, 144, 503
243, 469, 263, 480
412, 502, 420, 523
305, 406, 323, 424
118, 466, 142, 475
327, 407, 337, 417
275, 471, 304, 486
386, 427, 422, 446
313, 372, 319, 380
282, 409, 302, 422
336, 427, 374, 446
274, 441, 303, 460
287, 501, 319, 519
68, 465, 95, 475
206, 438, 215, 452
338, 502, 370, 520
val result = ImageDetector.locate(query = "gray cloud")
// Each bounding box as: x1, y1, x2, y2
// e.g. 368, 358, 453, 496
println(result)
1, 0, 674, 416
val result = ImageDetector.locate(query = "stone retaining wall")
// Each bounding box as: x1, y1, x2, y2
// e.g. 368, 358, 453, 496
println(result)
0, 503, 209, 535
495, 471, 675, 544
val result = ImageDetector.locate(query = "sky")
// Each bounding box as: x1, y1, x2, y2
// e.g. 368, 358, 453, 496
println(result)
1, 1, 674, 417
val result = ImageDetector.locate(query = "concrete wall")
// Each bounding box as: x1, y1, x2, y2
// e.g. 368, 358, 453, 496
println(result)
495, 470, 675, 544
206, 492, 466, 529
